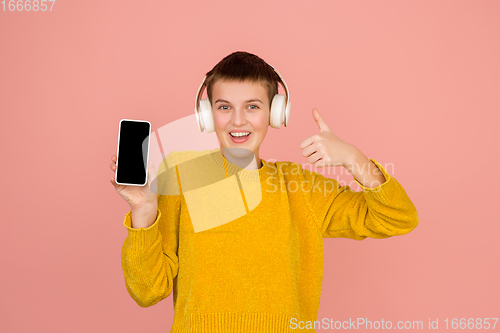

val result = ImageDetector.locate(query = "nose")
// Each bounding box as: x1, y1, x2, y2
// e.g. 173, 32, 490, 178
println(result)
231, 108, 247, 126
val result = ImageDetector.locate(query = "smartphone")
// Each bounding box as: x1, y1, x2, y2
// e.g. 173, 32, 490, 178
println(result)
115, 119, 151, 186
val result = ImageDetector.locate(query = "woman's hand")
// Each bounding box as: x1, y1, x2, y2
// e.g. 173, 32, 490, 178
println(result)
109, 154, 158, 213
299, 108, 359, 168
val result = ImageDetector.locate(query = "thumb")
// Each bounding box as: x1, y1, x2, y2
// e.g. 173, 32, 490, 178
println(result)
312, 108, 331, 133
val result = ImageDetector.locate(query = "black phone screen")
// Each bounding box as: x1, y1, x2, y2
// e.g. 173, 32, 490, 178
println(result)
116, 119, 151, 186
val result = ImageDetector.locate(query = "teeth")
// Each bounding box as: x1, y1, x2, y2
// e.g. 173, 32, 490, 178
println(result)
230, 132, 250, 137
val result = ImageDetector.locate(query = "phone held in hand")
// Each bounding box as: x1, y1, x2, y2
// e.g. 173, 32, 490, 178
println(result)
115, 119, 151, 186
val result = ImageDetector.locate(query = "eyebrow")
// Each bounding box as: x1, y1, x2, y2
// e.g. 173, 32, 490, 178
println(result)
214, 99, 263, 105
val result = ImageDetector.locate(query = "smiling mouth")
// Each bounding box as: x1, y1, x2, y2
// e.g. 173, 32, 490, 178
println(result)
229, 132, 251, 138
228, 132, 251, 143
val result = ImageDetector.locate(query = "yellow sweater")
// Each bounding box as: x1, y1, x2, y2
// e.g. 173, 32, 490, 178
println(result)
121, 148, 418, 332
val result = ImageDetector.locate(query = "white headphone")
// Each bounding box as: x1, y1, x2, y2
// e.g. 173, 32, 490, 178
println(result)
194, 63, 291, 132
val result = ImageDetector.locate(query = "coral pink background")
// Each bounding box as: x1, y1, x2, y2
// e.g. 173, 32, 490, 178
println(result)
1, 0, 499, 332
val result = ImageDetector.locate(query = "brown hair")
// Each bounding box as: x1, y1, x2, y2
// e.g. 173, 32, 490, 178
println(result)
205, 51, 280, 109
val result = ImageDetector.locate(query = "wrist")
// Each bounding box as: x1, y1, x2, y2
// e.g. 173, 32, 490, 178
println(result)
343, 146, 364, 171
131, 201, 157, 214
131, 205, 158, 229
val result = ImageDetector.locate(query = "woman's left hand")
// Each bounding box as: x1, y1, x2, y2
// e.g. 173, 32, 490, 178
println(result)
299, 108, 359, 168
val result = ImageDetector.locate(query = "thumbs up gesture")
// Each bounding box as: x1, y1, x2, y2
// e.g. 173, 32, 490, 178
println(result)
299, 108, 358, 168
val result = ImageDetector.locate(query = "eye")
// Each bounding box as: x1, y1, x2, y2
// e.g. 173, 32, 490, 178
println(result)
218, 105, 229, 110
248, 105, 259, 110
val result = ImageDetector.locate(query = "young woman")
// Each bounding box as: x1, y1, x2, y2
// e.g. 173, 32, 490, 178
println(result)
110, 51, 418, 332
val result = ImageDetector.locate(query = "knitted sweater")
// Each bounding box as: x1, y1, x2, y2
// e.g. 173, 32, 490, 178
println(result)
121, 148, 418, 333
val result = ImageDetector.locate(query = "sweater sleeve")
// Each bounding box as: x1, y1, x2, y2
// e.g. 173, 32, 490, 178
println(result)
298, 158, 419, 240
120, 157, 181, 307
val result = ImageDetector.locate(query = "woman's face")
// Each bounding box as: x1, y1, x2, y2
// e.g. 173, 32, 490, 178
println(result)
211, 79, 270, 164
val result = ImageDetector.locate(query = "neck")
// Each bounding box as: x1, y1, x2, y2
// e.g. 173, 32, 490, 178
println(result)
220, 147, 261, 170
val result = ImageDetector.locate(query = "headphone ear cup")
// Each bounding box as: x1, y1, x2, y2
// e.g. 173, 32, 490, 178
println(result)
199, 98, 215, 133
270, 94, 286, 129
195, 106, 203, 132
284, 100, 291, 127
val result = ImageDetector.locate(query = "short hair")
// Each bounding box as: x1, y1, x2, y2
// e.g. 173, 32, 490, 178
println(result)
205, 51, 280, 109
